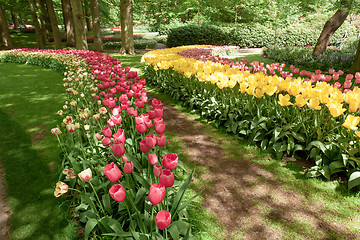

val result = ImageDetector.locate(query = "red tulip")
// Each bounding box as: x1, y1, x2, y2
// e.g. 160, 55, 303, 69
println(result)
111, 114, 122, 125
159, 169, 174, 188
145, 134, 157, 148
148, 153, 158, 165
148, 110, 156, 119
162, 153, 178, 170
156, 134, 166, 147
124, 161, 134, 174
103, 162, 122, 182
153, 165, 162, 177
102, 126, 113, 138
152, 98, 162, 109
95, 133, 102, 140
121, 155, 129, 163
112, 143, 125, 157
145, 119, 153, 129
154, 122, 165, 134
140, 140, 151, 153
109, 184, 126, 202
112, 106, 122, 115
113, 128, 126, 144
154, 108, 163, 118
148, 183, 166, 205
136, 123, 147, 134
102, 137, 111, 146
156, 210, 171, 230
107, 118, 115, 127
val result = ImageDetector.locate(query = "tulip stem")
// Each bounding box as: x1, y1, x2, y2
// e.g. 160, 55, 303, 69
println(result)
150, 205, 154, 238
89, 181, 105, 215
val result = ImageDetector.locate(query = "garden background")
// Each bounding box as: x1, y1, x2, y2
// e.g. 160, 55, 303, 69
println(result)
0, 0, 360, 239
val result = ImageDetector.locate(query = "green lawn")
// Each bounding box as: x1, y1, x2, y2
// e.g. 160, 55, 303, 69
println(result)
0, 63, 77, 240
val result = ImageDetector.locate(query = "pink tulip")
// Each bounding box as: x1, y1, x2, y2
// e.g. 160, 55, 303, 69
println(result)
148, 153, 158, 165
343, 80, 352, 89
145, 134, 157, 148
113, 129, 126, 144
102, 126, 113, 138
95, 133, 102, 140
153, 165, 162, 177
148, 110, 156, 119
152, 98, 162, 109
162, 153, 178, 170
148, 183, 166, 205
156, 134, 167, 147
346, 74, 354, 81
103, 162, 122, 182
156, 210, 171, 230
154, 108, 163, 118
136, 123, 147, 134
111, 114, 122, 125
109, 184, 126, 202
102, 137, 111, 146
159, 169, 174, 188
140, 140, 151, 153
112, 143, 125, 157
124, 161, 134, 174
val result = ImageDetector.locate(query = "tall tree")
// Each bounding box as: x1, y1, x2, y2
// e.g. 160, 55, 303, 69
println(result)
71, 0, 88, 49
84, 0, 92, 32
61, 0, 76, 46
90, 0, 102, 51
28, 0, 45, 48
46, 0, 62, 48
349, 40, 360, 73
120, 0, 134, 54
11, 11, 19, 30
0, 3, 13, 49
36, 0, 47, 46
312, 0, 353, 56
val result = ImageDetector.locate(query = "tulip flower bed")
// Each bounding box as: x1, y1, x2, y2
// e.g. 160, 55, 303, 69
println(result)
0, 49, 199, 239
142, 45, 360, 190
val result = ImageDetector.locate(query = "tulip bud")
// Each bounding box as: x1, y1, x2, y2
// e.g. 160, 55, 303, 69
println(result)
148, 153, 158, 165
156, 210, 171, 230
112, 143, 125, 157
103, 162, 122, 182
153, 165, 162, 177
124, 161, 134, 174
109, 184, 126, 202
148, 183, 166, 205
162, 153, 178, 170
102, 126, 113, 138
78, 168, 92, 182
159, 169, 174, 188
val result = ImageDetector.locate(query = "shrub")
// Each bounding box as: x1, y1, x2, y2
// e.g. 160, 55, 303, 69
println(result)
263, 46, 355, 72
103, 39, 157, 50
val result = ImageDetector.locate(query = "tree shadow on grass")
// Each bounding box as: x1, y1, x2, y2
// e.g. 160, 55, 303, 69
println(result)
0, 109, 76, 240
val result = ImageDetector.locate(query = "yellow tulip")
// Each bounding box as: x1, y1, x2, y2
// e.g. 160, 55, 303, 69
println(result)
308, 99, 321, 110
327, 102, 346, 118
294, 95, 307, 108
254, 88, 265, 98
278, 94, 293, 106
342, 114, 360, 130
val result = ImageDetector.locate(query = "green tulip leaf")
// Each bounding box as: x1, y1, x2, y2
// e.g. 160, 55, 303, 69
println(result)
102, 193, 112, 214
85, 218, 98, 239
348, 172, 360, 190
168, 224, 180, 240
170, 170, 194, 216
329, 161, 345, 175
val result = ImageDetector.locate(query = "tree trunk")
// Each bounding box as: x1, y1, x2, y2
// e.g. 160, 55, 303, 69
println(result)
11, 11, 19, 30
349, 39, 360, 73
46, 0, 62, 48
120, 0, 134, 55
312, 0, 352, 56
71, 0, 88, 50
36, 0, 47, 46
90, 0, 102, 51
61, 0, 76, 47
84, 1, 92, 32
0, 4, 13, 49
38, 0, 52, 35
28, 0, 45, 48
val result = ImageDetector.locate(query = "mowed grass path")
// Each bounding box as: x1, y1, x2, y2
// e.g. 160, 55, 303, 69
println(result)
0, 63, 76, 240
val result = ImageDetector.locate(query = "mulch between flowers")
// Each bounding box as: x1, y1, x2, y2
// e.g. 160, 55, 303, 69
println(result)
150, 93, 356, 240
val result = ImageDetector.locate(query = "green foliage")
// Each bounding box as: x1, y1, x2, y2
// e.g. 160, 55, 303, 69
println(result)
143, 64, 360, 189
264, 45, 356, 72
103, 39, 157, 50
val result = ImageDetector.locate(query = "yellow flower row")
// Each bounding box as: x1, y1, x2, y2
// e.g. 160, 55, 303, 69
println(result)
142, 45, 360, 133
